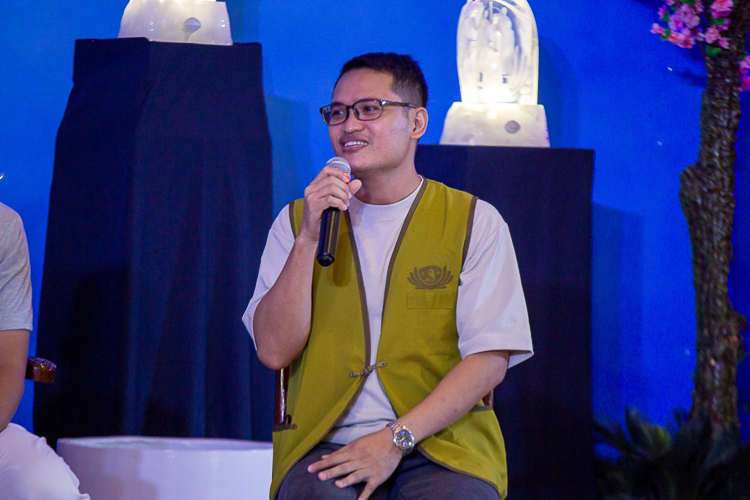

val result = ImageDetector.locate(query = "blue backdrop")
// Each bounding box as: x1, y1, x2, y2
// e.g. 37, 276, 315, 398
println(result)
0, 0, 747, 436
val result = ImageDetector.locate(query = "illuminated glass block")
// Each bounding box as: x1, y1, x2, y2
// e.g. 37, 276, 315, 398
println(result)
442, 0, 549, 147
119, 0, 233, 46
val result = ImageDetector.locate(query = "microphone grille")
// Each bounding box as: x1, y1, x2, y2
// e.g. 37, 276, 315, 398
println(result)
326, 156, 351, 175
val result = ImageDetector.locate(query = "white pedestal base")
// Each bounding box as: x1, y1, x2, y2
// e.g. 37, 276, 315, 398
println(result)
57, 436, 272, 500
440, 103, 550, 148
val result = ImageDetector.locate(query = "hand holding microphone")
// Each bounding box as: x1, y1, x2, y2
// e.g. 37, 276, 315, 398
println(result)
316, 157, 352, 266
298, 157, 361, 266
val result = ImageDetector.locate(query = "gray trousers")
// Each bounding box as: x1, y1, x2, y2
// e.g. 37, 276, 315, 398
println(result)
277, 442, 499, 500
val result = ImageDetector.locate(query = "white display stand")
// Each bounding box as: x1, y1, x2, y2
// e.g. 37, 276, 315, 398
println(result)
57, 436, 272, 500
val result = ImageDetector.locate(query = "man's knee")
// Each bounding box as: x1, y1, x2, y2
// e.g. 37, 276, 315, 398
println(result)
277, 443, 357, 500
0, 424, 88, 500
278, 472, 358, 500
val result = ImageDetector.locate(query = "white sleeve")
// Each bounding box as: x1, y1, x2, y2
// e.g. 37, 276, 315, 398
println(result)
241, 205, 295, 349
0, 212, 33, 332
456, 200, 533, 368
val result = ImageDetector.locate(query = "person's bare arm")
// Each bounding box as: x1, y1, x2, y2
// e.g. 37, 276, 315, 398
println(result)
308, 350, 509, 500
0, 329, 30, 432
253, 167, 362, 370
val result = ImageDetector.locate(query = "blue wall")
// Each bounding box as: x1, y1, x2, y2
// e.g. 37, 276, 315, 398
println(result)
1, 0, 746, 435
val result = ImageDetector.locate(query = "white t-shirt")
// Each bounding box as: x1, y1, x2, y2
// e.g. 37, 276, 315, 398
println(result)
0, 203, 33, 332
243, 180, 533, 443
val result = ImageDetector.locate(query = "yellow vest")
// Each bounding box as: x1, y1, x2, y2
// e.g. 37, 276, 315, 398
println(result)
270, 180, 508, 499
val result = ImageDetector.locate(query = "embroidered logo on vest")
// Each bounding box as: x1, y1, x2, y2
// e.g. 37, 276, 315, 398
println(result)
408, 265, 454, 290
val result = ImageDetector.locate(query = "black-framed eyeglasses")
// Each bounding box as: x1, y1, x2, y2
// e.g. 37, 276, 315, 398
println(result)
319, 99, 417, 126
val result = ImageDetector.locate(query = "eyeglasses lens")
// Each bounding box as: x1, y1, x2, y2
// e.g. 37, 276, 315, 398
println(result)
325, 100, 383, 125
353, 100, 382, 121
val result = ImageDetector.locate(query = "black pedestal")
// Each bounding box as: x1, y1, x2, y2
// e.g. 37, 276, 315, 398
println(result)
416, 145, 595, 499
35, 38, 275, 445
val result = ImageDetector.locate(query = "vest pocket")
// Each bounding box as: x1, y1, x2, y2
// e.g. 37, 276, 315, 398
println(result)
407, 290, 456, 309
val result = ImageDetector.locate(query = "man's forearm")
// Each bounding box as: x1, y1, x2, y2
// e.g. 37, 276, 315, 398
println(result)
253, 236, 318, 370
398, 350, 510, 443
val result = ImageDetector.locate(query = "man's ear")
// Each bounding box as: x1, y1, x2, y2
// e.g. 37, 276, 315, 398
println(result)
410, 107, 428, 140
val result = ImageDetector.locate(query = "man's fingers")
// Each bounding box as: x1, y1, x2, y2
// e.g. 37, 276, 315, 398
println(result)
318, 461, 359, 481
307, 449, 346, 473
334, 469, 367, 489
312, 165, 352, 185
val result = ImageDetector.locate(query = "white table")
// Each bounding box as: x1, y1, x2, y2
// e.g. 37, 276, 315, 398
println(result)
57, 436, 273, 500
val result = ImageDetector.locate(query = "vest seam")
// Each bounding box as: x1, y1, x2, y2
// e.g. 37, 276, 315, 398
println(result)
381, 179, 429, 316
345, 210, 372, 363
288, 200, 297, 239
461, 196, 478, 267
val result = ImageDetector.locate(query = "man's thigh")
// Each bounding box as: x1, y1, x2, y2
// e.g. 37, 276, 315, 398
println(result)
277, 442, 389, 500
390, 452, 499, 500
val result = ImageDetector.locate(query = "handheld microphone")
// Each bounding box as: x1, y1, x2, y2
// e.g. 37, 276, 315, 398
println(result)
317, 157, 351, 267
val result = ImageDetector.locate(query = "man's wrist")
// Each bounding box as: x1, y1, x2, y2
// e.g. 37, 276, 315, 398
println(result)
293, 233, 319, 254
388, 420, 416, 455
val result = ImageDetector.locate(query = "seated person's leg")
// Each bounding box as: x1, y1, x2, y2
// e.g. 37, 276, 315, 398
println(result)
278, 442, 390, 500
390, 451, 499, 500
0, 423, 89, 500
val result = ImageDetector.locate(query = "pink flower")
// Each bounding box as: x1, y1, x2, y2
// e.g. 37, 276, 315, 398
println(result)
705, 26, 721, 43
669, 32, 696, 48
711, 0, 733, 18
740, 55, 750, 71
740, 74, 750, 92
651, 23, 667, 36
718, 18, 731, 31
677, 4, 701, 28
666, 0, 676, 5
719, 36, 730, 49
695, 0, 704, 13
658, 5, 668, 18
669, 15, 684, 33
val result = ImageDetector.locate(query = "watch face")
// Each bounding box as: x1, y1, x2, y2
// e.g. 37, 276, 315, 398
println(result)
394, 429, 415, 449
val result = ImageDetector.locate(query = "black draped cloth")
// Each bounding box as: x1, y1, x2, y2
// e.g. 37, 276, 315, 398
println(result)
34, 39, 275, 445
416, 145, 595, 499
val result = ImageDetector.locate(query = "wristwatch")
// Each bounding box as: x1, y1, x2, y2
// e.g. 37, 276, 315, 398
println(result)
388, 420, 415, 455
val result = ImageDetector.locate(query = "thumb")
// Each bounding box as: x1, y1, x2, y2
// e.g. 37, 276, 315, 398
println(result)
349, 179, 363, 196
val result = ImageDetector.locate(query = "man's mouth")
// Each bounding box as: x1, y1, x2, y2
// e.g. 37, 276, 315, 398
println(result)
342, 140, 368, 150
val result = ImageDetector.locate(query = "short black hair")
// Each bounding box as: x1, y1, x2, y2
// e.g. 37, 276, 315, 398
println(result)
335, 52, 428, 108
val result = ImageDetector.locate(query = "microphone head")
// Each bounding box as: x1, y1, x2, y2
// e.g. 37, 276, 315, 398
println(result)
326, 156, 351, 176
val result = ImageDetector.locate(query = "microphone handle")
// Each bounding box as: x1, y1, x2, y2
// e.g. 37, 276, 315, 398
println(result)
317, 207, 341, 267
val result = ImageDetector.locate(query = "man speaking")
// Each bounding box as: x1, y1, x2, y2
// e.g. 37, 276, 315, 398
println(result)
243, 52, 533, 500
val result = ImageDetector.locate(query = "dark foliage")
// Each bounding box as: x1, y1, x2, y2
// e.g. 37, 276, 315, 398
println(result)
595, 408, 750, 499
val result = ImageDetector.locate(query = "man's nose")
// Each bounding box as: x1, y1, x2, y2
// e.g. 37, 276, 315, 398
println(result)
342, 109, 365, 133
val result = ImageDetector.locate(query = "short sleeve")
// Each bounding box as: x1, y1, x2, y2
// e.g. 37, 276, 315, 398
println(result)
0, 209, 33, 331
241, 205, 295, 349
456, 200, 533, 368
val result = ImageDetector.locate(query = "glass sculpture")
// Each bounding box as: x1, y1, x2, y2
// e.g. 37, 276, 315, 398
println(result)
441, 0, 549, 147
119, 0, 233, 46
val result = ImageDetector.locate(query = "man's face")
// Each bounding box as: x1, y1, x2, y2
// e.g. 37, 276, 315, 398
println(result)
328, 69, 418, 178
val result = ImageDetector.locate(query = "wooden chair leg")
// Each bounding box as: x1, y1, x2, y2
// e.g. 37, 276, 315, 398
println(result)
482, 389, 494, 408
275, 366, 291, 426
